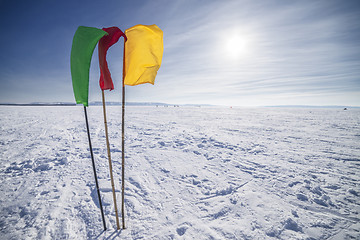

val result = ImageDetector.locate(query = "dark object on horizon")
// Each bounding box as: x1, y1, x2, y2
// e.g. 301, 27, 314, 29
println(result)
344, 108, 347, 110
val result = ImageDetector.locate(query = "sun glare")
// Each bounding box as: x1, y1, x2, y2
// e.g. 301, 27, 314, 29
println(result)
225, 34, 248, 59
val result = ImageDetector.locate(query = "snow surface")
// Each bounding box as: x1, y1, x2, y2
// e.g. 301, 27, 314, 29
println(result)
0, 106, 359, 240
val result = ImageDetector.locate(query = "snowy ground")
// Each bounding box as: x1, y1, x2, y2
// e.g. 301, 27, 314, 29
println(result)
0, 106, 359, 240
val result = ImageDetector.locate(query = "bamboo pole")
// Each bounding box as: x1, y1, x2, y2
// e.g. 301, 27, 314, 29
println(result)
121, 40, 126, 229
101, 90, 120, 230
83, 106, 107, 231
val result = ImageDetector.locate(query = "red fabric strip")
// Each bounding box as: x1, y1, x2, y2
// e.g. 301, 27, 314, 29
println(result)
98, 27, 126, 90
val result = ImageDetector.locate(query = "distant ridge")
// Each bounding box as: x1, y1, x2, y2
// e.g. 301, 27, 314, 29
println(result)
265, 105, 360, 109
0, 102, 76, 106
0, 102, 213, 107
89, 102, 213, 107
89, 101, 169, 106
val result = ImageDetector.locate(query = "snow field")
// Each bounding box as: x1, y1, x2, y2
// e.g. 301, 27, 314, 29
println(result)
0, 106, 359, 239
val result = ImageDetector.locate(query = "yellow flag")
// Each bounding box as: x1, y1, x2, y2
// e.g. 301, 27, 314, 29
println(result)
124, 24, 163, 86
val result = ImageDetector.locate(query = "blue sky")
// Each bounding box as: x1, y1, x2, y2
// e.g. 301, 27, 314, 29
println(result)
0, 0, 359, 106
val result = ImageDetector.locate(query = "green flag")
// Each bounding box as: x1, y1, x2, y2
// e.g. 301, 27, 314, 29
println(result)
71, 26, 107, 106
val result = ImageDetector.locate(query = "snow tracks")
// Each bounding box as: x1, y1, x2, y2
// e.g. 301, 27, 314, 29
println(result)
1, 106, 359, 239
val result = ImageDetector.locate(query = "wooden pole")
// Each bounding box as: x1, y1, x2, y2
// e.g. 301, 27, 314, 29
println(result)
101, 90, 120, 230
121, 40, 126, 229
83, 106, 107, 231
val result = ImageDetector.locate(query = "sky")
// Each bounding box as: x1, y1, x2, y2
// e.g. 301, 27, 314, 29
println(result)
0, 0, 359, 106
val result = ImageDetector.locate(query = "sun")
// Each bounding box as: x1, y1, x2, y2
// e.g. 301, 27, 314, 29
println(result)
224, 32, 249, 59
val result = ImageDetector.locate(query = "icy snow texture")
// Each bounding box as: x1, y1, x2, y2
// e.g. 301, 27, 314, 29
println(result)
0, 106, 359, 239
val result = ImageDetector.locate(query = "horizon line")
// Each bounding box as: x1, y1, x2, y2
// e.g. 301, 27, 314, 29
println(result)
0, 102, 359, 108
